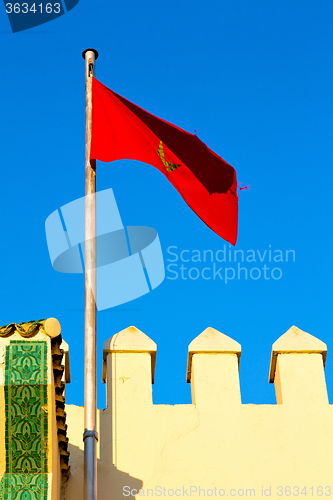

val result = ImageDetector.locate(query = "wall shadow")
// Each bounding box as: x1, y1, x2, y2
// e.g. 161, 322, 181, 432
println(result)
65, 410, 143, 500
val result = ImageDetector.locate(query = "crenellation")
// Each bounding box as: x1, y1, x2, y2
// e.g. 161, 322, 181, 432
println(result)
2, 319, 332, 499
187, 327, 242, 407
269, 326, 328, 405
101, 324, 331, 412
73, 323, 332, 499
103, 326, 157, 410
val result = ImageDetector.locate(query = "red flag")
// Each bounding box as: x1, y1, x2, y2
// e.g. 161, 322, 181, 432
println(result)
90, 77, 238, 245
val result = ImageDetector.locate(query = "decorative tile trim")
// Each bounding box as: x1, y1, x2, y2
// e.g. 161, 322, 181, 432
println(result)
5, 342, 48, 386
0, 473, 48, 499
0, 320, 71, 499
1, 341, 48, 499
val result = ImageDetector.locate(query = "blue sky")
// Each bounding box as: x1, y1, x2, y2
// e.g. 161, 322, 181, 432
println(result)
1, 0, 333, 409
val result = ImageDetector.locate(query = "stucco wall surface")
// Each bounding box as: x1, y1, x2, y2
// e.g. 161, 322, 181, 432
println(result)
65, 326, 333, 500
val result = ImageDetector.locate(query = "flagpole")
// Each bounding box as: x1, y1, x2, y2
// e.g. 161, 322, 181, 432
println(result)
82, 47, 99, 500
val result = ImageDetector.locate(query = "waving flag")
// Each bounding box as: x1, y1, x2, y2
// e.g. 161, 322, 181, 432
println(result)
90, 77, 238, 245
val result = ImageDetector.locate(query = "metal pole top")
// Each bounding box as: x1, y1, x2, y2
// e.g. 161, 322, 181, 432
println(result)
82, 48, 99, 60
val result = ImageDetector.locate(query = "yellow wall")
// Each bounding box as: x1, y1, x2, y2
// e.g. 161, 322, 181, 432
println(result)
65, 325, 333, 500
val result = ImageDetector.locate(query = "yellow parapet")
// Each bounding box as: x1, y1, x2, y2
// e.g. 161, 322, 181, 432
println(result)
3, 321, 330, 499
63, 324, 333, 500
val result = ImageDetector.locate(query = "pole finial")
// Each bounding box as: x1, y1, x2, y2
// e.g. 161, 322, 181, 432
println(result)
82, 48, 99, 60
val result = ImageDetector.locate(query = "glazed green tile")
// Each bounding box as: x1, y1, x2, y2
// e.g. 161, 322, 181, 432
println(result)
5, 342, 48, 386
2, 341, 49, 499
0, 473, 48, 500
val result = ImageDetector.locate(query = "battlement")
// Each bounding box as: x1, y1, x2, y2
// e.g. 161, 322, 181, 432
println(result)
65, 324, 333, 500
101, 324, 329, 408
1, 320, 331, 499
